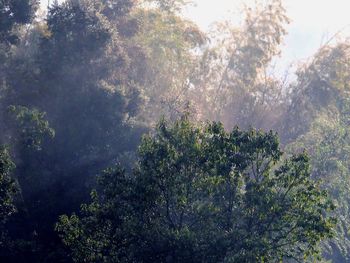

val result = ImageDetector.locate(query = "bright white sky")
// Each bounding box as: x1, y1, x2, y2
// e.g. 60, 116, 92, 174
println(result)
183, 0, 350, 70
41, 0, 350, 71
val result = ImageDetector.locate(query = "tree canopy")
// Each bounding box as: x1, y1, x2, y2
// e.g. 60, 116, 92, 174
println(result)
57, 117, 335, 262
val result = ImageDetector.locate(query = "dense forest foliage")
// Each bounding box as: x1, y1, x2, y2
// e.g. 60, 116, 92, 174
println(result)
0, 0, 349, 262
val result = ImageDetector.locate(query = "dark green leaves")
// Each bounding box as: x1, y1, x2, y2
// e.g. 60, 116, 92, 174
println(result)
58, 117, 335, 262
0, 146, 15, 223
7, 105, 55, 150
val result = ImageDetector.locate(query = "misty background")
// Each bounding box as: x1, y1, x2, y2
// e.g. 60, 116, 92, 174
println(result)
2, 0, 350, 262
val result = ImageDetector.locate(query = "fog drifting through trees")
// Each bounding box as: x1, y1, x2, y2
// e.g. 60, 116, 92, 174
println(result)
1, 0, 350, 262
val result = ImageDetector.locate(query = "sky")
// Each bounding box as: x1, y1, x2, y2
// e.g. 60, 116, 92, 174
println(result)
41, 0, 350, 71
182, 0, 350, 70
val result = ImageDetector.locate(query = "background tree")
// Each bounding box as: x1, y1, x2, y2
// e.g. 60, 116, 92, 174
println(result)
1, 0, 146, 261
132, 0, 206, 123
0, 0, 38, 45
0, 0, 39, 130
280, 43, 350, 143
195, 0, 289, 130
284, 41, 350, 262
0, 0, 39, 121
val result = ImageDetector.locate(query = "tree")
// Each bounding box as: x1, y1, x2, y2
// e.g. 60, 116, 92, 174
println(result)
196, 0, 289, 130
57, 117, 335, 262
0, 0, 38, 99
287, 112, 350, 262
0, 146, 16, 249
144, 0, 192, 13
281, 42, 350, 143
0, 146, 16, 224
0, 0, 38, 45
132, 0, 206, 123
0, 0, 39, 124
284, 41, 350, 261
1, 0, 146, 260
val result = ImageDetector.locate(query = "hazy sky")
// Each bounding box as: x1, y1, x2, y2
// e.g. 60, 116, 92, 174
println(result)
183, 0, 350, 70
41, 0, 350, 70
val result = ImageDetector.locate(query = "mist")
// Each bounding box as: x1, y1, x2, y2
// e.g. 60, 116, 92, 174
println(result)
0, 0, 349, 262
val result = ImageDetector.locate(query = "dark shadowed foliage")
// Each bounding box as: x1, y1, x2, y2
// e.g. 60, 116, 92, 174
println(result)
57, 117, 335, 263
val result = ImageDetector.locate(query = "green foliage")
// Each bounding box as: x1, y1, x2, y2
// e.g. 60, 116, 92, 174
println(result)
281, 43, 350, 142
7, 105, 55, 150
144, 0, 192, 13
286, 99, 350, 261
0, 146, 16, 246
1, 0, 146, 260
0, 0, 347, 262
0, 0, 38, 45
197, 0, 289, 129
282, 42, 350, 261
133, 2, 206, 122
0, 146, 16, 223
57, 117, 335, 262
